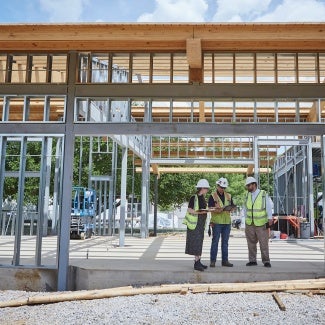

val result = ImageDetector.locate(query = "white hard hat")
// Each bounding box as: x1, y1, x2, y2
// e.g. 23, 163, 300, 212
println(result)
216, 177, 229, 188
196, 179, 210, 188
245, 176, 257, 186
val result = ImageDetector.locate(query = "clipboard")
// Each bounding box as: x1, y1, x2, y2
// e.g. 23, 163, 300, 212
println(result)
196, 208, 216, 212
222, 205, 236, 212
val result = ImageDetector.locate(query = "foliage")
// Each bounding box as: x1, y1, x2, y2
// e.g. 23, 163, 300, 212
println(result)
3, 140, 47, 205
3, 136, 274, 213
152, 170, 249, 210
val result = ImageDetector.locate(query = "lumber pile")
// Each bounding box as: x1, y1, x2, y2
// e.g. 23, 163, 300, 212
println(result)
0, 278, 324, 308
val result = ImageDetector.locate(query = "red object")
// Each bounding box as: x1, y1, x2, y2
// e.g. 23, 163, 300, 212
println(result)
280, 233, 288, 239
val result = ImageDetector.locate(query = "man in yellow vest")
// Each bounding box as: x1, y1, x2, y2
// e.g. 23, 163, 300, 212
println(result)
243, 176, 273, 267
208, 177, 235, 267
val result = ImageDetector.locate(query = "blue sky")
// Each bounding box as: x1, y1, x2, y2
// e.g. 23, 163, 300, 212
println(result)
0, 0, 325, 23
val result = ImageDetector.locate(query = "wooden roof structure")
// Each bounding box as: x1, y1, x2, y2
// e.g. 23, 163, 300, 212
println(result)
1, 23, 324, 176
0, 23, 325, 52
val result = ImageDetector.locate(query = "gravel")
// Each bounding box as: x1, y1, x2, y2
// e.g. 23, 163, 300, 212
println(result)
0, 290, 324, 325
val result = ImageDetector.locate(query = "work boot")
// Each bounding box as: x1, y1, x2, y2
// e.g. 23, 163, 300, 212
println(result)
199, 259, 208, 269
194, 260, 204, 271
210, 261, 216, 267
222, 261, 233, 267
246, 261, 257, 266
264, 262, 271, 268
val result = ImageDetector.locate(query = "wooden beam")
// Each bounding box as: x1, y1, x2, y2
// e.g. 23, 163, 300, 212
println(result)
199, 101, 205, 122
151, 163, 160, 178
0, 23, 324, 51
247, 164, 254, 175
136, 167, 271, 173
307, 102, 317, 122
186, 38, 202, 68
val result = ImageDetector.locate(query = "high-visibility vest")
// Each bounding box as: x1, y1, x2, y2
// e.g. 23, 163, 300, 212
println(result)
245, 190, 268, 226
183, 195, 199, 230
210, 192, 231, 224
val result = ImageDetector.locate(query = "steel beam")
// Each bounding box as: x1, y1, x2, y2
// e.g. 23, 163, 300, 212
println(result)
74, 83, 325, 99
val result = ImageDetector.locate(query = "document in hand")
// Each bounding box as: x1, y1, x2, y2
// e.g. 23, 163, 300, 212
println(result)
222, 205, 236, 211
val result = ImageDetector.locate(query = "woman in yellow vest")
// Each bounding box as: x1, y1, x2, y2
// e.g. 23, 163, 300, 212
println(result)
184, 179, 210, 271
208, 177, 235, 267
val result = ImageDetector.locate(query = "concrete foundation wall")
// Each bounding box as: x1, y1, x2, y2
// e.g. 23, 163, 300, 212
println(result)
0, 267, 57, 291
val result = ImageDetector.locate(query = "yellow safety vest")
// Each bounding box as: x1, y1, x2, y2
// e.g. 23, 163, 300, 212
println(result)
183, 195, 199, 230
245, 190, 268, 226
210, 192, 231, 224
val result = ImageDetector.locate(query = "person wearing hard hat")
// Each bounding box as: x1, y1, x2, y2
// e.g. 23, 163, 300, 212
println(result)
208, 177, 235, 267
243, 176, 273, 268
184, 179, 210, 271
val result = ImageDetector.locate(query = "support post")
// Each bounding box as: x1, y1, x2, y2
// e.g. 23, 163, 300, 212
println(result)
119, 146, 127, 247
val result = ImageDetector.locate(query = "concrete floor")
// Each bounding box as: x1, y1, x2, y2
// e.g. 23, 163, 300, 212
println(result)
0, 230, 324, 291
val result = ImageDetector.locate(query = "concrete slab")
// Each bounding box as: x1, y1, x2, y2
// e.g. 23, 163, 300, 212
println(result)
69, 232, 325, 290
0, 231, 324, 291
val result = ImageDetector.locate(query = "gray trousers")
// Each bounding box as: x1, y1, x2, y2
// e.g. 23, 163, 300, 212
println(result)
245, 224, 270, 263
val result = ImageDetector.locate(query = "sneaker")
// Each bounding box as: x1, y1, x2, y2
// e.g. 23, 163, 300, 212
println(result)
210, 261, 216, 267
222, 261, 233, 267
246, 261, 257, 266
199, 260, 208, 269
264, 262, 271, 268
194, 261, 204, 271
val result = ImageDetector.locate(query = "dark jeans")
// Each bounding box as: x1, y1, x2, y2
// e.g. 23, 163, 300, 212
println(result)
210, 223, 231, 262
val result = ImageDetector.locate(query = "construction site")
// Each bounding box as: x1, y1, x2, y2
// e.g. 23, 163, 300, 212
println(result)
0, 23, 324, 302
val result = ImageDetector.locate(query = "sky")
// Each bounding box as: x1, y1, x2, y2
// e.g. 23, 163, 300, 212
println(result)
0, 0, 324, 23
